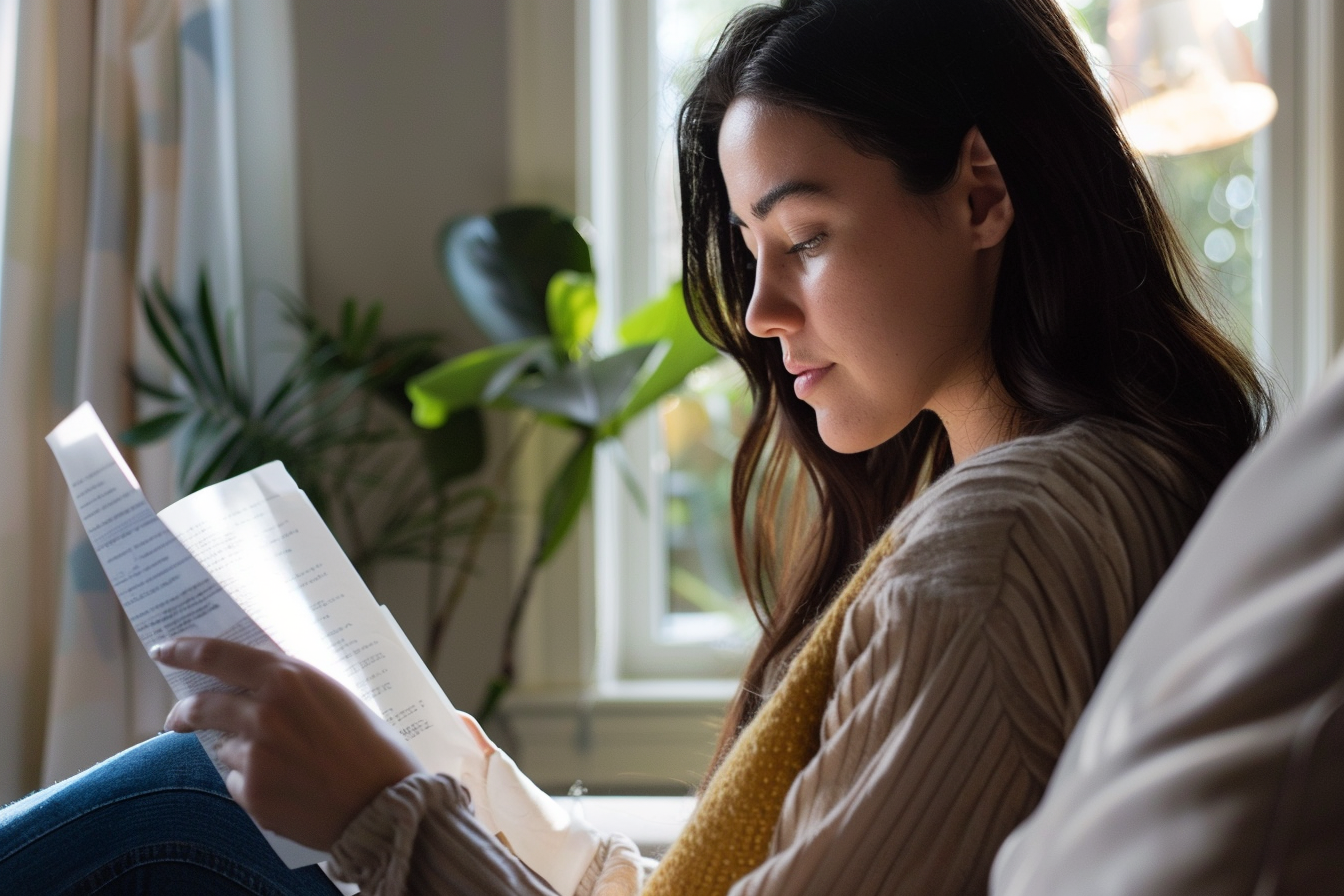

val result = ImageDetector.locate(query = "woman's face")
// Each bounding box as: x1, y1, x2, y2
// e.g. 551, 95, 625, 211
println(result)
717, 99, 1012, 455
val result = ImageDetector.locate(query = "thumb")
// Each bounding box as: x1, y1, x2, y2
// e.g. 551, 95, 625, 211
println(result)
225, 768, 249, 808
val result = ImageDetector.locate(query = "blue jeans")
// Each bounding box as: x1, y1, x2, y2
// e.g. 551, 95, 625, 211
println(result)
0, 733, 342, 895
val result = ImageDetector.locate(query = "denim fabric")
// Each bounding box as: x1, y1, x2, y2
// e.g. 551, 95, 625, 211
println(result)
0, 733, 341, 895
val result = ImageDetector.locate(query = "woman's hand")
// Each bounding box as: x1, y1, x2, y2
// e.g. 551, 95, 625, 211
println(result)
154, 637, 423, 850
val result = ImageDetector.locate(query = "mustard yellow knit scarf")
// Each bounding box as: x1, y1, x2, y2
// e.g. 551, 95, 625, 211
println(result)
642, 529, 898, 896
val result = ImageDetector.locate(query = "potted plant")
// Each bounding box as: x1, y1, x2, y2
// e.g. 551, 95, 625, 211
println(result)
407, 205, 720, 719
126, 275, 493, 646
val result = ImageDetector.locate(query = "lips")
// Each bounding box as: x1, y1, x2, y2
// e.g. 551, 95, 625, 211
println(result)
788, 362, 834, 400
783, 358, 827, 376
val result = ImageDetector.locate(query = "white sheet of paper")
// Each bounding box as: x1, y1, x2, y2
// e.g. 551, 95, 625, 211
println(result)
46, 403, 327, 868
158, 462, 486, 785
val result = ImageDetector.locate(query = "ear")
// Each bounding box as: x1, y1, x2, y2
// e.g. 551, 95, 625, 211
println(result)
959, 127, 1014, 250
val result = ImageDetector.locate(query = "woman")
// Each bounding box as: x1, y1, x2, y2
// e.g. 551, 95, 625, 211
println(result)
0, 0, 1270, 893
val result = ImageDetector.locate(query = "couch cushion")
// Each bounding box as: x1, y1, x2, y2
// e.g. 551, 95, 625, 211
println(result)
990, 359, 1344, 896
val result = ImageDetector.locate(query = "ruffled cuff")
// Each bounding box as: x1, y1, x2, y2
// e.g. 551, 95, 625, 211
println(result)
574, 832, 656, 896
485, 749, 601, 894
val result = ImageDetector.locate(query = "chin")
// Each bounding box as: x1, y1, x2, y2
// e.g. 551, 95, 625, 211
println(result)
815, 407, 916, 455
816, 417, 884, 455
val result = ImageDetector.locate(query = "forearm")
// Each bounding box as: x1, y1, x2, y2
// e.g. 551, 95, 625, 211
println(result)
330, 773, 557, 896
329, 773, 651, 896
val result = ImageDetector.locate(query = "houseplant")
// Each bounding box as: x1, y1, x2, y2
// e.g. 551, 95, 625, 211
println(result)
407, 205, 720, 719
126, 275, 493, 645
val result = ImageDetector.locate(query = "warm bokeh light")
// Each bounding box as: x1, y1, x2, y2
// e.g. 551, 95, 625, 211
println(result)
1107, 0, 1276, 157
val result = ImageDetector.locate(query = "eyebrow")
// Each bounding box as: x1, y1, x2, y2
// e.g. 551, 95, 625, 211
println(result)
727, 180, 830, 227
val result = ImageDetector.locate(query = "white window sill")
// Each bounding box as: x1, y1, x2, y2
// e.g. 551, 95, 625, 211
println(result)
498, 681, 734, 795
556, 794, 696, 856
506, 678, 737, 710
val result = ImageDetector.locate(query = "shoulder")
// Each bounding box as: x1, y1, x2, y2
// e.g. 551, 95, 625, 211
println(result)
830, 418, 1209, 770
866, 418, 1204, 613
923, 418, 1194, 527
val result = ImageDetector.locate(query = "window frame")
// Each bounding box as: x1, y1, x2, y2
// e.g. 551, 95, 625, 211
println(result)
583, 0, 755, 685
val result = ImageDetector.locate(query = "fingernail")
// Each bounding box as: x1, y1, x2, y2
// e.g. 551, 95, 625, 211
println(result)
149, 643, 164, 660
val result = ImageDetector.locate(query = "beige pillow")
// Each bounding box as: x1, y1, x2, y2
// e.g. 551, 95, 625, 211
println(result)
991, 360, 1344, 896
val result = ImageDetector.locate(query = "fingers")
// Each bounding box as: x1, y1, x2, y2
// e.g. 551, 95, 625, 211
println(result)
214, 733, 251, 771
224, 768, 248, 809
165, 690, 258, 736
458, 711, 496, 757
151, 637, 279, 691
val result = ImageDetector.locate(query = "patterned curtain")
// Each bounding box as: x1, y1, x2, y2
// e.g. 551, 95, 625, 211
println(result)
0, 0, 95, 805
0, 0, 280, 799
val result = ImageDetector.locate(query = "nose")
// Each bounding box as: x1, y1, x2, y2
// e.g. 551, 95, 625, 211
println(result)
743, 255, 804, 339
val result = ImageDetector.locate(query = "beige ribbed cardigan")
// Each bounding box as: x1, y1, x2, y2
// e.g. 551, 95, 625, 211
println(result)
330, 418, 1206, 896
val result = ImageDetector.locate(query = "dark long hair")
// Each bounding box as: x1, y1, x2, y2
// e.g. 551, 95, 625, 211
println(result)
677, 0, 1272, 774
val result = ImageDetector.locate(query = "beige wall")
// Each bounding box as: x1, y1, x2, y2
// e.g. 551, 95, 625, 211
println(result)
290, 0, 514, 710
292, 0, 508, 344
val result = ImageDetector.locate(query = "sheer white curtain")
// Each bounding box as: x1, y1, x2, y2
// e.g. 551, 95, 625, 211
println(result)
0, 0, 302, 802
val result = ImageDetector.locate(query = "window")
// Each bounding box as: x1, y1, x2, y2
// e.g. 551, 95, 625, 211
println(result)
505, 0, 1339, 793
588, 0, 769, 686
590, 0, 1309, 689
1066, 0, 1266, 350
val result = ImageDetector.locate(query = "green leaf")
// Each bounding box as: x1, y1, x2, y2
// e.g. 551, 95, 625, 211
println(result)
506, 344, 656, 426
537, 436, 596, 565
545, 271, 597, 359
121, 410, 189, 446
481, 338, 554, 403
614, 282, 720, 427
605, 438, 647, 515
340, 298, 357, 346
195, 271, 227, 392
406, 340, 542, 428
476, 674, 511, 723
439, 207, 592, 345
158, 277, 224, 398
420, 407, 487, 488
129, 369, 182, 403
140, 285, 199, 391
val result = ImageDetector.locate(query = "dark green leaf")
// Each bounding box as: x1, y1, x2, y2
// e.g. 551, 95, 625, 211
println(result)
195, 271, 227, 392
538, 436, 595, 565
420, 407, 486, 487
340, 298, 358, 346
605, 438, 647, 515
121, 410, 189, 446
128, 369, 182, 402
482, 339, 554, 403
156, 277, 223, 396
140, 286, 199, 390
354, 303, 382, 359
185, 421, 246, 493
439, 206, 592, 345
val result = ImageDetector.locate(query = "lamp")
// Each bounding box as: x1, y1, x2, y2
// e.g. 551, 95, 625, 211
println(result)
1106, 0, 1277, 156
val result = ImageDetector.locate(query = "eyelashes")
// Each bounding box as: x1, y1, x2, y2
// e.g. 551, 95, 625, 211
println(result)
787, 233, 827, 257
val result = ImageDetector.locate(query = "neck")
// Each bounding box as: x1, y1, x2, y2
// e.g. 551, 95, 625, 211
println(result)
927, 369, 1018, 464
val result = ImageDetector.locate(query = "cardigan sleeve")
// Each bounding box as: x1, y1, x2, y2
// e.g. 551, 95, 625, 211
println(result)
327, 771, 652, 896
725, 425, 1199, 896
